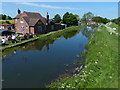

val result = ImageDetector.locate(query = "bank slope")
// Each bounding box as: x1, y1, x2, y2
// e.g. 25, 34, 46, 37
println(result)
47, 23, 118, 88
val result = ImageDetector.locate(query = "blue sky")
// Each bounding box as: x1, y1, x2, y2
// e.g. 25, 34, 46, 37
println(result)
1, 2, 118, 19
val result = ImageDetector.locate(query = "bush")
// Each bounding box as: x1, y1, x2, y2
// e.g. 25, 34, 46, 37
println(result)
5, 21, 11, 24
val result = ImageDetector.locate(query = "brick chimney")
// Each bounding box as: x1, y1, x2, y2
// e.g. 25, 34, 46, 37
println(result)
46, 12, 49, 25
18, 8, 21, 14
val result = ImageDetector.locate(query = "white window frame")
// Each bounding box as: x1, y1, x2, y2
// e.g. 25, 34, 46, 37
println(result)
20, 26, 24, 32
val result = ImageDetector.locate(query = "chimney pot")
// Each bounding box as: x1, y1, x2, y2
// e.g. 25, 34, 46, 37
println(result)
18, 8, 21, 14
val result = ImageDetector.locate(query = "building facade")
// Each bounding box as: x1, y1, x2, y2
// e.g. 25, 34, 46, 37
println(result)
14, 9, 64, 35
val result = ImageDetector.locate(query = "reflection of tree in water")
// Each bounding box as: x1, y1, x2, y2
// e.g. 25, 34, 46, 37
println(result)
62, 30, 80, 39
2, 39, 55, 58
18, 30, 80, 52
3, 27, 86, 56
2, 46, 20, 56
20, 38, 56, 52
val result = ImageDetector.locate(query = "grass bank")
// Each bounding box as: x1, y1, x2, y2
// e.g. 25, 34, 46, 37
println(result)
1, 26, 84, 50
47, 23, 118, 88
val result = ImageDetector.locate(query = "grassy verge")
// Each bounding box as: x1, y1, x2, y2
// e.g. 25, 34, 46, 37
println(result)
47, 23, 118, 88
1, 26, 84, 50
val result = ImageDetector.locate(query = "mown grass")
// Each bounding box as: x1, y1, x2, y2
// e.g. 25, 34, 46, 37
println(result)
1, 25, 84, 50
47, 23, 118, 88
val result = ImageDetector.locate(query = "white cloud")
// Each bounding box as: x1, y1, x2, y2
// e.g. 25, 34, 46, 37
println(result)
16, 2, 77, 10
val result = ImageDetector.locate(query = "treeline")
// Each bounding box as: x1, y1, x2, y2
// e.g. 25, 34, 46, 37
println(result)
52, 12, 79, 27
1, 13, 119, 25
0, 14, 13, 20
52, 12, 119, 26
92, 16, 120, 25
111, 17, 120, 25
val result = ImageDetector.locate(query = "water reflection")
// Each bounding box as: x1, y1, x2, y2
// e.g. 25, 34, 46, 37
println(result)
62, 30, 79, 39
2, 26, 93, 88
81, 26, 94, 39
2, 26, 93, 59
2, 30, 80, 56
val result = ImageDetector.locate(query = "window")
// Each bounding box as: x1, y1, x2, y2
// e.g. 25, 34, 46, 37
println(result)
45, 26, 46, 30
51, 25, 54, 30
20, 26, 24, 31
38, 26, 42, 32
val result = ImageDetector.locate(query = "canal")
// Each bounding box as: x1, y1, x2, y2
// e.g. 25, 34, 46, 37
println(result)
2, 26, 92, 88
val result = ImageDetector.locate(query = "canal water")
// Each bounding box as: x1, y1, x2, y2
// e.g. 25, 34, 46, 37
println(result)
2, 26, 92, 88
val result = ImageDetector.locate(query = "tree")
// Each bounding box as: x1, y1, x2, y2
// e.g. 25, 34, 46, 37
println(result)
6, 16, 12, 20
62, 12, 79, 26
0, 14, 13, 20
53, 14, 61, 23
111, 17, 120, 25
5, 21, 11, 24
0, 14, 2, 20
92, 16, 110, 24
2, 15, 7, 20
81, 12, 94, 23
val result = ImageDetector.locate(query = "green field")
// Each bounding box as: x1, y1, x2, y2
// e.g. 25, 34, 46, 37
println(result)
47, 23, 119, 88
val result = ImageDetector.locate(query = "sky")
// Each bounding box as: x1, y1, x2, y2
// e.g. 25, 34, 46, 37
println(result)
1, 2, 118, 19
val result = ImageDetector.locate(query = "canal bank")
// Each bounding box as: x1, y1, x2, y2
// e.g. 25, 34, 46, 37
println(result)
47, 23, 118, 88
1, 26, 84, 50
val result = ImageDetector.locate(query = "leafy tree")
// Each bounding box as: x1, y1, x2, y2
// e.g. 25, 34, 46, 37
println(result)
5, 21, 11, 24
2, 15, 7, 20
0, 14, 13, 20
62, 12, 79, 26
92, 16, 110, 24
111, 17, 120, 25
0, 14, 2, 20
81, 12, 94, 23
6, 16, 12, 20
53, 14, 61, 23
60, 20, 63, 24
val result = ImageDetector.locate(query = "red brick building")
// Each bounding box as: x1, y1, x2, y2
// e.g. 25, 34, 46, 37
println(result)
14, 9, 63, 35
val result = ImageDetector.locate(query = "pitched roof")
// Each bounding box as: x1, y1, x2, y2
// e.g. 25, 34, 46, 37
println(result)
15, 11, 49, 26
